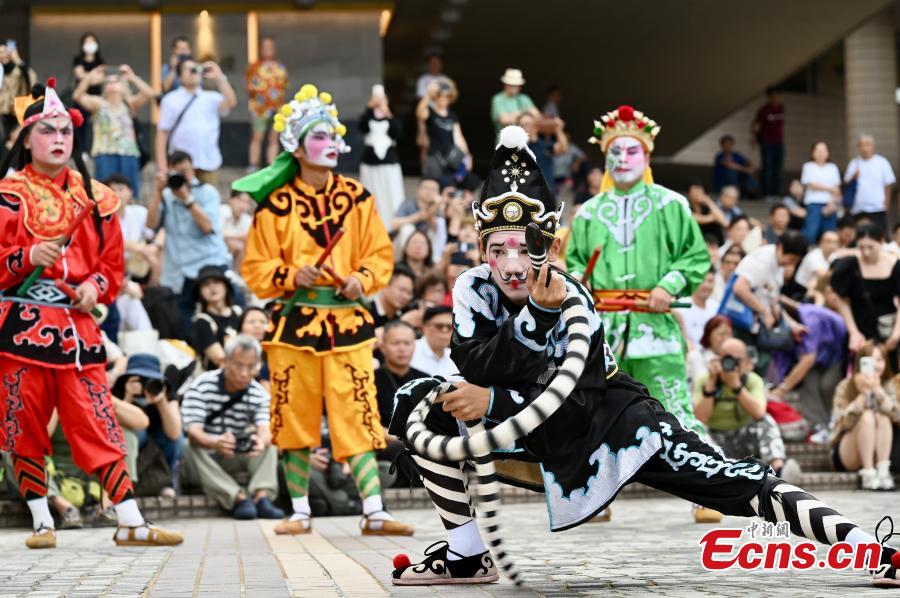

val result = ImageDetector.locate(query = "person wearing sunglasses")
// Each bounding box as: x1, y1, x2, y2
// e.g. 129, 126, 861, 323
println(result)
410, 305, 456, 378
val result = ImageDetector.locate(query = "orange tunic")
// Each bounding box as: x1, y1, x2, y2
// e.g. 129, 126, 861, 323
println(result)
241, 172, 393, 354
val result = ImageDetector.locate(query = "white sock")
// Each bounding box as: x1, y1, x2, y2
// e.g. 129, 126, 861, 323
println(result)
26, 497, 54, 531
844, 526, 879, 547
447, 520, 486, 560
362, 494, 394, 521
289, 496, 310, 522
114, 499, 144, 527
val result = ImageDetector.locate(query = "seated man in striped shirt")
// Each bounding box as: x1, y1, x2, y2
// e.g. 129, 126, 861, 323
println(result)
181, 335, 285, 520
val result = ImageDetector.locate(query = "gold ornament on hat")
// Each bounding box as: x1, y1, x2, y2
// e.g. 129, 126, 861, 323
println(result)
588, 104, 661, 153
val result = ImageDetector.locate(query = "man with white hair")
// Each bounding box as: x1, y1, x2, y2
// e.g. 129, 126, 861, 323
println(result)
181, 334, 284, 520
845, 134, 896, 235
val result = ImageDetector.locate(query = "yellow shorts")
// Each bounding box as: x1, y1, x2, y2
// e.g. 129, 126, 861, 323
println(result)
266, 344, 385, 462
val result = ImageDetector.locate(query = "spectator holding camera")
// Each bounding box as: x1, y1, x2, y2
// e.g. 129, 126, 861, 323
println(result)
112, 354, 184, 497
517, 111, 567, 182
416, 77, 474, 188
181, 335, 284, 520
693, 338, 801, 482
392, 178, 446, 238
161, 36, 192, 94
72, 63, 155, 195
155, 57, 237, 184
830, 342, 900, 490
0, 40, 36, 144
147, 151, 231, 331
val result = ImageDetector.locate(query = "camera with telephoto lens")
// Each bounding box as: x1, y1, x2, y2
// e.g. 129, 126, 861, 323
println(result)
167, 172, 187, 190
143, 378, 165, 397
720, 355, 739, 373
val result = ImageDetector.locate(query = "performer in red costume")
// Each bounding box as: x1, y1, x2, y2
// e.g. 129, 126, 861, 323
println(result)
0, 79, 183, 549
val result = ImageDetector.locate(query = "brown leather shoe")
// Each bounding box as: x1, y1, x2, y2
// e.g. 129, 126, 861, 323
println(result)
361, 512, 414, 536
25, 527, 56, 549
693, 506, 723, 524
114, 523, 183, 546
274, 517, 311, 535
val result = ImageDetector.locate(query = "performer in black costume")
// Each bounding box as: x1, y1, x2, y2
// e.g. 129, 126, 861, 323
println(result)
389, 126, 900, 588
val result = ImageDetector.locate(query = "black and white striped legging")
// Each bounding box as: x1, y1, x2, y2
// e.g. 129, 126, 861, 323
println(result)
412, 455, 475, 530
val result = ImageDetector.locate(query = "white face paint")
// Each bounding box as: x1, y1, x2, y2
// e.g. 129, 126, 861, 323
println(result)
302, 122, 339, 168
606, 136, 647, 188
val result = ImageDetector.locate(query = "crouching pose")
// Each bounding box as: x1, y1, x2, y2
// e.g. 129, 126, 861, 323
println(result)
388, 126, 900, 588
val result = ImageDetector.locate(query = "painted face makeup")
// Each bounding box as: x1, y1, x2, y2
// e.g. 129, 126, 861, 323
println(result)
606, 136, 647, 187
28, 116, 74, 170
486, 231, 530, 299
302, 122, 339, 168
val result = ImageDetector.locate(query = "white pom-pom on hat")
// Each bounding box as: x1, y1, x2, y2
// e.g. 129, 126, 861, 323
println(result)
498, 125, 528, 150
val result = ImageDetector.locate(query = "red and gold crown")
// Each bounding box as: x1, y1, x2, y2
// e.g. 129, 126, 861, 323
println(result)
588, 105, 660, 153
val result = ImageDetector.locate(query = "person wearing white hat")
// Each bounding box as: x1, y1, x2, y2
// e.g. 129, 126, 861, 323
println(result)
491, 68, 539, 134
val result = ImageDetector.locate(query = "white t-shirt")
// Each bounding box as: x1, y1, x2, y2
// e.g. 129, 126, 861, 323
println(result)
221, 210, 252, 240
734, 245, 782, 310
158, 87, 227, 171
845, 154, 896, 214
794, 247, 828, 288
680, 298, 720, 347
800, 161, 841, 205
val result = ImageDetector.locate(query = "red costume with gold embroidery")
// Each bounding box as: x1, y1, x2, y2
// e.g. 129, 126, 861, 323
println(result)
0, 164, 126, 471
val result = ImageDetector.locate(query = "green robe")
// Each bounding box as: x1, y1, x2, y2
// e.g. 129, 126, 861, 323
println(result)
567, 180, 710, 432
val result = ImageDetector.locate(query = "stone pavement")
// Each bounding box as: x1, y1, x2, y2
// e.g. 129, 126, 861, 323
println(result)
0, 490, 897, 597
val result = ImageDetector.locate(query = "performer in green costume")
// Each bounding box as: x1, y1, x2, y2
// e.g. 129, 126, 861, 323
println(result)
567, 105, 710, 435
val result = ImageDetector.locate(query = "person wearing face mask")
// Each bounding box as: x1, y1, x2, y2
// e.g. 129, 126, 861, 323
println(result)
234, 84, 412, 538
71, 33, 105, 154
567, 105, 711, 437
0, 79, 183, 549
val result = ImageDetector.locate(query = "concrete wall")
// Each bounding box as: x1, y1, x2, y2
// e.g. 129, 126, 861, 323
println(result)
671, 92, 850, 177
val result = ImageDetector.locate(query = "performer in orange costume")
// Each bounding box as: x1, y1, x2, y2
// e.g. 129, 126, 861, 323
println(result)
237, 83, 413, 536
0, 79, 183, 549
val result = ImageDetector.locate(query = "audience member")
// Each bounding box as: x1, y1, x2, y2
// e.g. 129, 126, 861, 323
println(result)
712, 245, 744, 302
374, 321, 428, 429
73, 64, 154, 195
245, 36, 287, 171
155, 58, 237, 184
416, 78, 474, 189
397, 229, 433, 279
162, 36, 193, 93
359, 85, 404, 229
392, 178, 447, 249
844, 134, 896, 235
795, 230, 839, 293
837, 214, 857, 248
751, 86, 785, 198
517, 111, 567, 182
147, 151, 231, 331
191, 266, 242, 371
773, 298, 846, 432
762, 203, 790, 245
370, 266, 416, 330
415, 54, 444, 98
716, 185, 744, 225
0, 41, 36, 144
222, 190, 254, 271
238, 307, 271, 391
887, 223, 900, 257
732, 230, 807, 331
694, 338, 800, 482
688, 182, 727, 244
415, 270, 448, 307
800, 141, 841, 245
830, 223, 900, 355
442, 252, 476, 306
410, 306, 456, 377
678, 269, 719, 349
781, 179, 808, 229
830, 342, 900, 490
182, 335, 284, 519
490, 68, 539, 133
112, 354, 184, 497
718, 215, 752, 261
542, 85, 562, 118
574, 165, 603, 205
712, 134, 756, 194
71, 32, 105, 152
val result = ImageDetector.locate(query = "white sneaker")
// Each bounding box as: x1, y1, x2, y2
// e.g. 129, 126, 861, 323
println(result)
876, 461, 895, 491
860, 468, 881, 490
778, 458, 803, 485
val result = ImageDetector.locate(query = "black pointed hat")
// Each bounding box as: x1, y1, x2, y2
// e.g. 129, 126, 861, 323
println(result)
472, 125, 562, 241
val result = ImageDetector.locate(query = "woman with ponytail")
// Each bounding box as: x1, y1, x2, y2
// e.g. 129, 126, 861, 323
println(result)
0, 78, 183, 550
